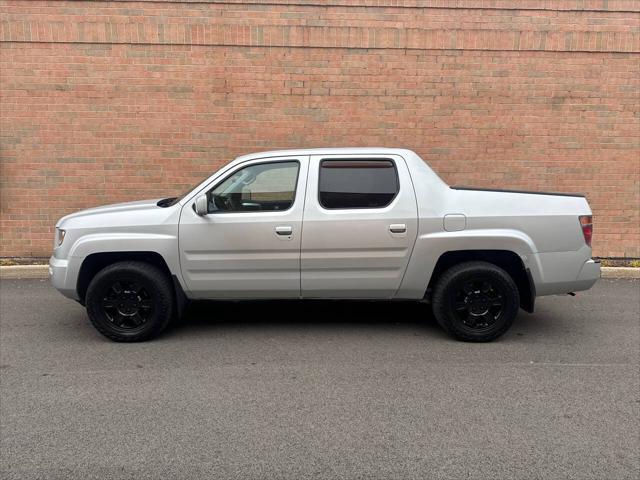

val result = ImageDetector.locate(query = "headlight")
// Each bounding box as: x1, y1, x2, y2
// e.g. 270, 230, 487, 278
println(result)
56, 228, 66, 247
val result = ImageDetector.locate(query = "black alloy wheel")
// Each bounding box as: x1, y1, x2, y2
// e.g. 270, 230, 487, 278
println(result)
101, 280, 154, 331
85, 261, 174, 342
432, 261, 520, 342
451, 278, 506, 332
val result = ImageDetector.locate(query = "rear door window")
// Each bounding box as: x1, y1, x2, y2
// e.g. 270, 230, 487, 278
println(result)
318, 159, 399, 209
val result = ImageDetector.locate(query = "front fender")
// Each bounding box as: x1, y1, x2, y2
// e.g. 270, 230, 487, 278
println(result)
61, 232, 183, 297
69, 233, 177, 261
396, 229, 538, 299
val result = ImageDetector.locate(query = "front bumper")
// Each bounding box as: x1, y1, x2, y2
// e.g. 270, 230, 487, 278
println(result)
49, 256, 79, 300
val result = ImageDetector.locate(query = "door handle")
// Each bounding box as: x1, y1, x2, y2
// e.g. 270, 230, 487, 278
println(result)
275, 225, 293, 236
389, 224, 407, 234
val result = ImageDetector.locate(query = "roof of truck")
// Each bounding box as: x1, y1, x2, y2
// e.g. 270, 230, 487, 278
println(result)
235, 147, 418, 162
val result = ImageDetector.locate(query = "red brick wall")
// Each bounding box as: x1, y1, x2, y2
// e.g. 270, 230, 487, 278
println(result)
1, 0, 638, 258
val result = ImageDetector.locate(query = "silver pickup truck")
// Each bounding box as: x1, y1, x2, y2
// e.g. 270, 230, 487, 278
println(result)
50, 148, 600, 342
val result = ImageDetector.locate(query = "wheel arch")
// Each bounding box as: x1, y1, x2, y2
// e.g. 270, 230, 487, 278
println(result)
77, 252, 168, 301
426, 250, 535, 312
76, 251, 188, 319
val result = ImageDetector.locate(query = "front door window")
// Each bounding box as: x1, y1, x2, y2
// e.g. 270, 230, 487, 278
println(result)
207, 161, 300, 213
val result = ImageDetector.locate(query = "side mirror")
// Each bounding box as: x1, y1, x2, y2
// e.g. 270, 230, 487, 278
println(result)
194, 194, 208, 216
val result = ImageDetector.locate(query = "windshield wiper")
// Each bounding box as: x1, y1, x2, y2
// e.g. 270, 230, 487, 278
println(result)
157, 197, 178, 208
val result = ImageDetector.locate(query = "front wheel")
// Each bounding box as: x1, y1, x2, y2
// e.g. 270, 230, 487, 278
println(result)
85, 261, 174, 342
432, 261, 520, 342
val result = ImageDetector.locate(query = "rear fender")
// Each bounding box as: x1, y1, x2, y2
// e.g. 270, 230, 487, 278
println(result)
396, 229, 537, 299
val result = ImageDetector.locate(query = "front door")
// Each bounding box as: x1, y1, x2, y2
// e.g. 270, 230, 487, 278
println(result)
301, 154, 418, 298
179, 157, 308, 298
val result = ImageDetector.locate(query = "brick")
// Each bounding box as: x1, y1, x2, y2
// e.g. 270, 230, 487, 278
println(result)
0, 1, 638, 258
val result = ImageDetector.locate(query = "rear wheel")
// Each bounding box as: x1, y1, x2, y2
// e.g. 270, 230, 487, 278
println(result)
432, 261, 519, 342
85, 261, 173, 342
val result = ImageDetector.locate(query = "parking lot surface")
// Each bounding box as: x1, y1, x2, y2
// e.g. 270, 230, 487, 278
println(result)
1, 278, 638, 479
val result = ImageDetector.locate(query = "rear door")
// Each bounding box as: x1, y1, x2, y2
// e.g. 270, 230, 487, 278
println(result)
179, 156, 308, 299
301, 154, 418, 298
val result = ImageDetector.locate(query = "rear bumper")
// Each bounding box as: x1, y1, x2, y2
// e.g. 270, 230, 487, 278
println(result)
49, 256, 79, 300
529, 249, 600, 296
576, 259, 601, 287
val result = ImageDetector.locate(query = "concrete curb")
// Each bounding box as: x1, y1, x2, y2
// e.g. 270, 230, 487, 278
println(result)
601, 267, 640, 279
1, 264, 639, 280
1, 265, 50, 279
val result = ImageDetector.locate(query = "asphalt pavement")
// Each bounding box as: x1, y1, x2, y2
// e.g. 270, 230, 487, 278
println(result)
1, 278, 638, 479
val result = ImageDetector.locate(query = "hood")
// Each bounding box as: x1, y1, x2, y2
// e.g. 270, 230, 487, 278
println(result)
56, 199, 163, 228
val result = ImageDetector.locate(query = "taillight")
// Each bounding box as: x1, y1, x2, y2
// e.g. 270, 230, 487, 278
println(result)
579, 215, 592, 247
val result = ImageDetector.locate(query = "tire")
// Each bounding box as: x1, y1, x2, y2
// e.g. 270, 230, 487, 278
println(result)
85, 261, 174, 342
432, 261, 519, 342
